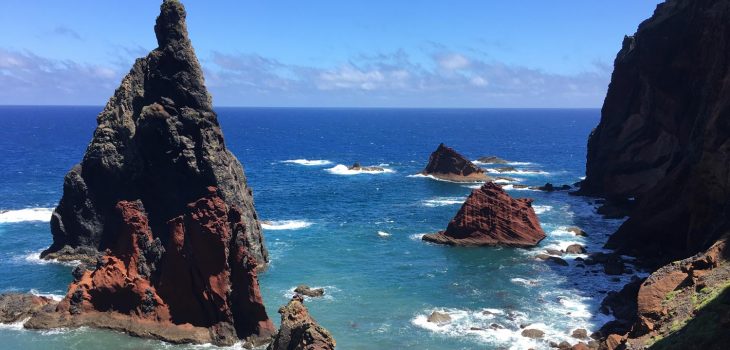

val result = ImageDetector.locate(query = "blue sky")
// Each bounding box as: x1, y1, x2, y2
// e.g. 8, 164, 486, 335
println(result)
0, 0, 662, 107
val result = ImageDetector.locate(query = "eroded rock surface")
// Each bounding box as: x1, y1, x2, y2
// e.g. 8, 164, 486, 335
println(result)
423, 182, 545, 247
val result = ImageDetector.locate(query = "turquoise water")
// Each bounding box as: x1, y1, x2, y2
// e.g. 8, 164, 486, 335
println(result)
0, 107, 636, 349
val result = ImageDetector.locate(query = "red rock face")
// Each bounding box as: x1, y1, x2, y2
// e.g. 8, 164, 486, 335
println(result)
423, 182, 545, 247
57, 187, 274, 344
421, 143, 490, 182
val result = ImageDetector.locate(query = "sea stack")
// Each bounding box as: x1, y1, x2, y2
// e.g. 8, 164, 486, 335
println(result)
267, 296, 336, 350
421, 143, 490, 182
41, 0, 267, 268
22, 0, 275, 346
581, 0, 730, 265
423, 182, 545, 247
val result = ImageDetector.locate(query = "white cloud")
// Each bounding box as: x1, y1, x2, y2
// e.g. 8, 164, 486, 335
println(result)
436, 53, 470, 70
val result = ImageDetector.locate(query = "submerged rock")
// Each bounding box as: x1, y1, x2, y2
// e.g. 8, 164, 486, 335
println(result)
348, 162, 385, 172
294, 285, 325, 298
41, 0, 267, 269
420, 143, 490, 182
267, 296, 336, 350
423, 182, 545, 247
566, 227, 588, 237
17, 1, 275, 346
565, 244, 587, 254
537, 183, 572, 192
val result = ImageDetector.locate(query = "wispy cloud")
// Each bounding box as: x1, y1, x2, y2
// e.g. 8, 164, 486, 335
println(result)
0, 48, 120, 105
0, 46, 612, 107
51, 26, 83, 41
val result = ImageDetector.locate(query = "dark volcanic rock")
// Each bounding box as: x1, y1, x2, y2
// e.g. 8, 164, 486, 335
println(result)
580, 0, 730, 265
348, 162, 385, 172
267, 296, 336, 350
423, 182, 545, 247
538, 183, 572, 192
421, 143, 490, 182
41, 0, 267, 268
20, 1, 275, 346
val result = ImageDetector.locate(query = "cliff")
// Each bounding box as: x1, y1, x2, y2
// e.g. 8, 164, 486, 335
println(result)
267, 296, 336, 350
421, 143, 490, 182
423, 182, 545, 247
581, 0, 730, 265
42, 0, 267, 268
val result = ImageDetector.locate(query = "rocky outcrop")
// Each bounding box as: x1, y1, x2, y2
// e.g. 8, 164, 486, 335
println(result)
267, 296, 336, 350
580, 0, 730, 265
14, 1, 276, 346
421, 143, 490, 182
294, 285, 325, 298
41, 0, 267, 268
0, 294, 55, 323
423, 182, 545, 247
476, 156, 508, 164
24, 187, 275, 346
602, 236, 730, 349
348, 162, 385, 172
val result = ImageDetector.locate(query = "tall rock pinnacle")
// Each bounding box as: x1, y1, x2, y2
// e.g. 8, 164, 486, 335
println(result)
43, 0, 268, 268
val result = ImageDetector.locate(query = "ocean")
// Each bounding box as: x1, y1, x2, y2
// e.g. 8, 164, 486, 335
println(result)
0, 106, 637, 349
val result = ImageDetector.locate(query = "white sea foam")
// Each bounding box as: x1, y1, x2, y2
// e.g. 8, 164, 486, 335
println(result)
19, 249, 80, 267
325, 164, 394, 175
377, 231, 391, 237
421, 197, 464, 207
0, 317, 30, 330
30, 289, 64, 301
485, 168, 549, 175
281, 159, 332, 166
501, 184, 538, 191
0, 208, 53, 223
260, 220, 313, 230
533, 205, 552, 215
510, 278, 539, 287
408, 173, 485, 184
409, 233, 426, 241
411, 308, 561, 350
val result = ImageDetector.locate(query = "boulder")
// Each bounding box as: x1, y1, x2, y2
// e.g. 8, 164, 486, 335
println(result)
565, 244, 587, 254
0, 294, 56, 323
521, 328, 545, 339
566, 227, 588, 237
423, 182, 545, 247
571, 328, 588, 339
420, 143, 490, 182
427, 311, 452, 325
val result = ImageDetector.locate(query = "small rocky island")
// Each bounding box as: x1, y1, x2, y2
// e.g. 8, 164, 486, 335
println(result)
423, 182, 545, 247
348, 162, 385, 172
420, 143, 490, 182
0, 0, 333, 347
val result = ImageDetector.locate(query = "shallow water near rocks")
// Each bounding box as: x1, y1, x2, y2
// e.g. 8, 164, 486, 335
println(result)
0, 107, 638, 349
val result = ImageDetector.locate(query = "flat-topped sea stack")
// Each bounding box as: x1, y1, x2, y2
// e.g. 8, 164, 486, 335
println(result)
421, 143, 490, 182
17, 0, 276, 346
41, 0, 267, 268
423, 182, 545, 247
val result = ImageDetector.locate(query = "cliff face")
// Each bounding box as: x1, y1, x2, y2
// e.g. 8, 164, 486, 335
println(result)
582, 0, 730, 264
422, 182, 545, 247
43, 0, 267, 268
421, 143, 490, 182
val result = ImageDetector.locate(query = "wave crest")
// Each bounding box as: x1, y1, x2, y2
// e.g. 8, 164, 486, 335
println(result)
282, 159, 332, 166
0, 208, 53, 223
261, 220, 313, 230
326, 164, 394, 175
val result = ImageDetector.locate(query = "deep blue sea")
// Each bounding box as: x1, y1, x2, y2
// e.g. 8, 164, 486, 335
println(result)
0, 107, 637, 350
